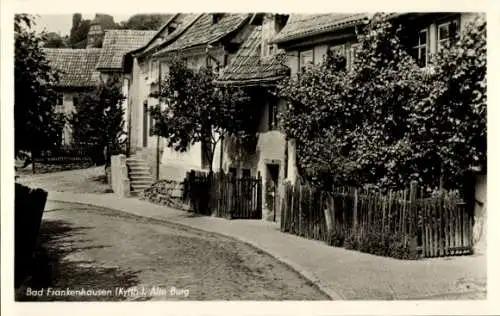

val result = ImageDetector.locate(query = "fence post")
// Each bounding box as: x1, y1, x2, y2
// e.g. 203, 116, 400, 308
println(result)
409, 181, 417, 252
353, 188, 359, 233
257, 172, 262, 219
323, 191, 333, 234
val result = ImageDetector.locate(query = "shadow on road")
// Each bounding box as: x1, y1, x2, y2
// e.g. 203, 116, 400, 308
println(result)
16, 219, 140, 301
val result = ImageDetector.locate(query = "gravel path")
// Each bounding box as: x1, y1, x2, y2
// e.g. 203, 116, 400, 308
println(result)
16, 167, 111, 194
17, 201, 328, 301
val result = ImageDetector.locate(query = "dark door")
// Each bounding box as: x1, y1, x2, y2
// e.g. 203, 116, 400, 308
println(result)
265, 164, 280, 222
143, 101, 148, 147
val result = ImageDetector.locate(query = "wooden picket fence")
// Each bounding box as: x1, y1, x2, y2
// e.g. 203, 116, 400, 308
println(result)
280, 182, 474, 258
183, 170, 262, 219
31, 143, 104, 173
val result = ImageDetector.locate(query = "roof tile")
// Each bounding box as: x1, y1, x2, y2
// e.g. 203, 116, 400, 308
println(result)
96, 29, 157, 70
217, 26, 289, 85
157, 13, 251, 53
272, 13, 370, 44
43, 48, 101, 88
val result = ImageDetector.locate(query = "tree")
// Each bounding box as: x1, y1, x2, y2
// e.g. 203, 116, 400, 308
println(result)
150, 58, 256, 172
14, 14, 64, 158
411, 15, 486, 190
70, 75, 126, 165
121, 14, 171, 30
42, 32, 69, 48
280, 13, 486, 191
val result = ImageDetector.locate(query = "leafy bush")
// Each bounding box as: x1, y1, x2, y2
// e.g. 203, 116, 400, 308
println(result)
327, 226, 346, 247
358, 229, 388, 256
326, 225, 420, 259
279, 13, 486, 192
356, 229, 419, 260
344, 232, 359, 250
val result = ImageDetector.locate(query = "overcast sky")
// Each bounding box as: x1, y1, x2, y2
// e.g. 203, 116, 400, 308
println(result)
32, 14, 132, 35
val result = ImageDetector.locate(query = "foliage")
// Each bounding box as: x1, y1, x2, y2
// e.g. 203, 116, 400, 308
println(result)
42, 32, 69, 48
279, 13, 486, 192
150, 58, 258, 171
70, 75, 126, 165
327, 227, 418, 259
119, 14, 172, 30
414, 15, 487, 189
14, 14, 65, 158
327, 227, 346, 247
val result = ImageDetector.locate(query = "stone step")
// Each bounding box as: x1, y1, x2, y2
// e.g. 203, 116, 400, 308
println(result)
127, 161, 149, 168
130, 185, 150, 192
129, 174, 154, 180
128, 165, 150, 171
128, 165, 151, 171
130, 179, 154, 186
128, 167, 151, 173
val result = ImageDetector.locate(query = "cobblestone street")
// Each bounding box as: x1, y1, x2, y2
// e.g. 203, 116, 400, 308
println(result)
17, 200, 328, 301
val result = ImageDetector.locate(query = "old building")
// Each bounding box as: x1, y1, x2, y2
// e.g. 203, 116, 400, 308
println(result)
126, 13, 257, 183
125, 13, 199, 164
212, 12, 483, 221
96, 29, 158, 134
214, 13, 290, 221
43, 48, 101, 145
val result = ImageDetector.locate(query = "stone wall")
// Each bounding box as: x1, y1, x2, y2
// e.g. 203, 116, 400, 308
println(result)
110, 154, 130, 197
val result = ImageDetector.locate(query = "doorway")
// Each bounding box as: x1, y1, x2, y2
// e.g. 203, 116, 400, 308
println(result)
143, 101, 148, 147
265, 164, 280, 222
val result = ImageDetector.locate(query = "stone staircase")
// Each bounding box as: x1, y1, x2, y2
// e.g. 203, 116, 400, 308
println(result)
126, 155, 154, 195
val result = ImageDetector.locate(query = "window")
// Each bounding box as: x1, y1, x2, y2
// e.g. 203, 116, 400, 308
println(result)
268, 99, 279, 130
348, 43, 361, 70
242, 169, 251, 178
229, 167, 237, 178
143, 60, 150, 76
268, 44, 275, 56
57, 93, 63, 105
330, 44, 346, 58
149, 111, 155, 136
437, 19, 459, 52
150, 60, 159, 81
212, 13, 223, 24
299, 50, 314, 73
411, 29, 428, 68
329, 44, 349, 70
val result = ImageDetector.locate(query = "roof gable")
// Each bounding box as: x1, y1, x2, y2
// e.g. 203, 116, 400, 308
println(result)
272, 13, 369, 45
138, 14, 201, 57
158, 13, 251, 53
96, 29, 157, 70
43, 48, 101, 88
217, 26, 289, 85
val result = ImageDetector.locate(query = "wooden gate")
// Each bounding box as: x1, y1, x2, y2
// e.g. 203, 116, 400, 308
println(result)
184, 171, 262, 219
418, 196, 474, 257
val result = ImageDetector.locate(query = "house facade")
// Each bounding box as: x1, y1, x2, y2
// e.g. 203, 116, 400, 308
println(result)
43, 48, 102, 145
43, 27, 159, 147
126, 13, 256, 180
214, 13, 291, 221
96, 29, 158, 135
125, 13, 199, 175
214, 12, 483, 222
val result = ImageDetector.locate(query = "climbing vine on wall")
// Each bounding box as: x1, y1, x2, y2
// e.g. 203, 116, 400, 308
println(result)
279, 13, 486, 192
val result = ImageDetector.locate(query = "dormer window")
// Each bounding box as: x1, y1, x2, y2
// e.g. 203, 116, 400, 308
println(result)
212, 13, 223, 24
167, 25, 176, 34
275, 14, 289, 32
